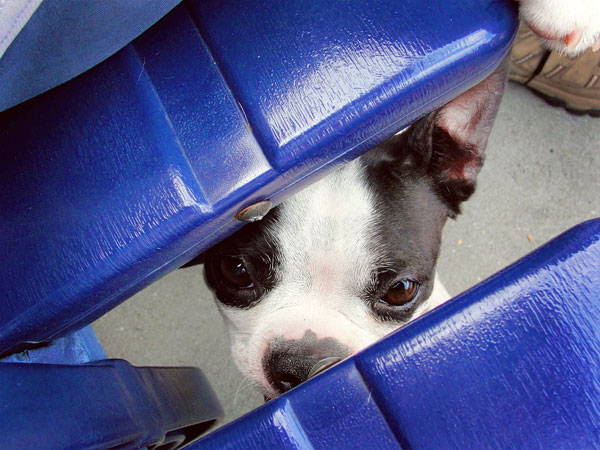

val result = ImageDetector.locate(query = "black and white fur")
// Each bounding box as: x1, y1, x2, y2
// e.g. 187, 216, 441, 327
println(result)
202, 2, 600, 399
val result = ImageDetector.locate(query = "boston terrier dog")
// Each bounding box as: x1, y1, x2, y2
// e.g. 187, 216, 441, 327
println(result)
201, 2, 600, 400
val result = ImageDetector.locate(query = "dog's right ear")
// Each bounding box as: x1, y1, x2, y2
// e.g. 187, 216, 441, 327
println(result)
395, 57, 510, 216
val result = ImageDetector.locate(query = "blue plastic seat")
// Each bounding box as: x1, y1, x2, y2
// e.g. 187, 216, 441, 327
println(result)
0, 326, 223, 449
194, 219, 600, 449
0, 0, 516, 357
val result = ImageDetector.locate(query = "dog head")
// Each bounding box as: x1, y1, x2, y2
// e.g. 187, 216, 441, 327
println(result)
202, 58, 508, 399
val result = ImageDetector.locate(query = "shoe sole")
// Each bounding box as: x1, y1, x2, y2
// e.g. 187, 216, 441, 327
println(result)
509, 72, 533, 85
527, 78, 600, 117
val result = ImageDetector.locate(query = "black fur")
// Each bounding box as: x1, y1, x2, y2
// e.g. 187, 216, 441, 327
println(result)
360, 138, 449, 321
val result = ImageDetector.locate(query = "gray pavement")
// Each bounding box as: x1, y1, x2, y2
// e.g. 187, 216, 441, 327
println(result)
93, 82, 600, 428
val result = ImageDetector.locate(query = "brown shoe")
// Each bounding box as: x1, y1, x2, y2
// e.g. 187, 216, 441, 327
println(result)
526, 49, 600, 117
510, 23, 600, 116
509, 22, 550, 85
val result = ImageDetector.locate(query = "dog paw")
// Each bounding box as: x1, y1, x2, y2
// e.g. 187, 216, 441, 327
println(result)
518, 0, 600, 55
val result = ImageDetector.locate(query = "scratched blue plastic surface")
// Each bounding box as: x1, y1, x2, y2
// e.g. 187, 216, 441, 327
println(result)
0, 0, 517, 355
194, 219, 600, 449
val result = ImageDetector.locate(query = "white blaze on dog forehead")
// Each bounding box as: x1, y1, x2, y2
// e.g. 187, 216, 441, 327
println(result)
275, 159, 382, 294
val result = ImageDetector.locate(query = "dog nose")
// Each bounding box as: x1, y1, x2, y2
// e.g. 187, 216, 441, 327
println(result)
263, 332, 350, 394
266, 350, 320, 392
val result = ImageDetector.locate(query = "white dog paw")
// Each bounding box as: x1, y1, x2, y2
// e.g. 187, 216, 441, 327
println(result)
518, 0, 600, 55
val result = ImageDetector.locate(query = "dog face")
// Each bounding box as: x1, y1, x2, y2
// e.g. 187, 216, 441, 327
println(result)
203, 58, 509, 399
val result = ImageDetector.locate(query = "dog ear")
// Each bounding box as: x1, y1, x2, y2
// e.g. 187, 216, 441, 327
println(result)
405, 56, 510, 216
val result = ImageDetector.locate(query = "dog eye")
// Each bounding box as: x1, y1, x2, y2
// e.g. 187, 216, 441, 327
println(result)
220, 256, 254, 289
380, 280, 419, 307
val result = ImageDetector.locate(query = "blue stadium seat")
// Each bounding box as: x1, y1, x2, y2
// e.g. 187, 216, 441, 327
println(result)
0, 326, 223, 449
0, 0, 516, 356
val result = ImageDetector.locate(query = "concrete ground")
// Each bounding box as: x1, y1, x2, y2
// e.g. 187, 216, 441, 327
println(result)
93, 81, 600, 428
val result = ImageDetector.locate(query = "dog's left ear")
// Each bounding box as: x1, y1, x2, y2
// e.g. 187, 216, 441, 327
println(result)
405, 56, 510, 216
